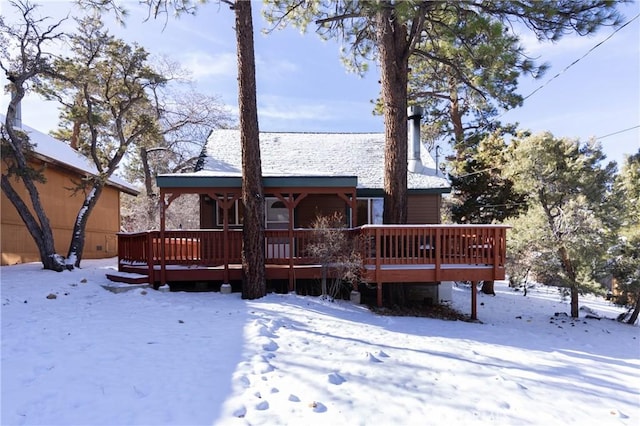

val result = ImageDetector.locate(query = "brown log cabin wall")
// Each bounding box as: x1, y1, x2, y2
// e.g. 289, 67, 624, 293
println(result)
295, 194, 349, 227
200, 193, 352, 229
1, 159, 121, 265
200, 196, 216, 229
407, 194, 441, 224
199, 193, 441, 229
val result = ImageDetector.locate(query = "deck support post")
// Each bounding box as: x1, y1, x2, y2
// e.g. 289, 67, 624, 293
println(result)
471, 280, 478, 320
159, 191, 167, 290
377, 282, 383, 307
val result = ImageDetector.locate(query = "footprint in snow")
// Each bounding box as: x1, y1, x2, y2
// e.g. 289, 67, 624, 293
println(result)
310, 401, 327, 413
257, 325, 276, 338
237, 375, 250, 388
328, 372, 346, 385
498, 400, 511, 410
377, 350, 390, 358
366, 352, 383, 363
263, 339, 279, 352
256, 400, 269, 411
252, 356, 274, 374
233, 405, 247, 418
494, 374, 529, 392
606, 409, 628, 419
288, 394, 300, 402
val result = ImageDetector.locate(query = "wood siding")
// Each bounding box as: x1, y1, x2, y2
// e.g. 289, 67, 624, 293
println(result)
200, 196, 216, 229
407, 194, 441, 224
197, 193, 441, 229
1, 159, 122, 265
295, 194, 350, 227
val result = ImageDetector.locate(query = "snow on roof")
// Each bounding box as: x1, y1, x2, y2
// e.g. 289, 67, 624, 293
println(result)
201, 129, 450, 190
1, 114, 138, 195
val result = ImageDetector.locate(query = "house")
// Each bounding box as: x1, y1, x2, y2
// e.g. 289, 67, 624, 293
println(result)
0, 113, 139, 265
193, 109, 450, 229
111, 108, 509, 317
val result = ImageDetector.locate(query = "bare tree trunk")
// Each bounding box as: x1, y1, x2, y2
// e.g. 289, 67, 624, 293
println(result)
448, 75, 465, 145
481, 280, 495, 295
1, 175, 64, 271
540, 191, 580, 318
376, 2, 409, 225
66, 184, 104, 267
376, 2, 410, 306
234, 0, 265, 299
557, 245, 579, 318
628, 293, 640, 325
140, 147, 157, 225
570, 285, 579, 318
2, 94, 65, 272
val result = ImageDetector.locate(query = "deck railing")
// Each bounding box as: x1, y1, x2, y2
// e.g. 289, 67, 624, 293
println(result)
117, 225, 507, 271
359, 224, 506, 266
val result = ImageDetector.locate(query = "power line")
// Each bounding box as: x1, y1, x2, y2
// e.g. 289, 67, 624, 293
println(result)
522, 13, 640, 102
595, 125, 640, 140
454, 166, 500, 178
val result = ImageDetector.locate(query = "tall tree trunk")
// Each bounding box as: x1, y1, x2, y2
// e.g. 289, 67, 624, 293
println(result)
2, 93, 65, 271
481, 280, 495, 295
66, 184, 105, 267
628, 292, 640, 325
540, 189, 580, 318
557, 245, 579, 318
1, 175, 64, 271
140, 147, 157, 225
376, 2, 409, 225
448, 75, 464, 145
234, 0, 265, 299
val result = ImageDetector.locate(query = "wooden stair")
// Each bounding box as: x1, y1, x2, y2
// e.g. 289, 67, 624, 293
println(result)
106, 271, 149, 285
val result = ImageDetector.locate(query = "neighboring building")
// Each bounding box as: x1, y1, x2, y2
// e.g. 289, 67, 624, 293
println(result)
0, 114, 138, 265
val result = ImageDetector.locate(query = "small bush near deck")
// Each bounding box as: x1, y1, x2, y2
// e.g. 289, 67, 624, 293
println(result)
306, 213, 362, 301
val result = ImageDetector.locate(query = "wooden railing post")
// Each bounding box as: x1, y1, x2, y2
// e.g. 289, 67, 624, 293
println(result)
147, 231, 154, 287
471, 280, 478, 320
375, 227, 383, 307
493, 227, 500, 280
435, 227, 441, 281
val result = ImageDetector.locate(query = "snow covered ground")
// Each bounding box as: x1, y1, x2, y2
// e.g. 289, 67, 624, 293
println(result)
1, 258, 638, 425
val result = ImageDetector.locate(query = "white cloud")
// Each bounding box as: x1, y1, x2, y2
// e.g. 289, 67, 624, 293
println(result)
256, 55, 300, 79
180, 51, 237, 79
517, 30, 600, 59
258, 96, 333, 121
256, 94, 383, 132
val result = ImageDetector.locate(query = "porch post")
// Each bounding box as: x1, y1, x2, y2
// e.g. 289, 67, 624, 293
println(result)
471, 280, 478, 320
493, 227, 501, 280
223, 193, 230, 285
287, 196, 295, 292
350, 190, 357, 228
376, 227, 382, 307
159, 189, 167, 289
434, 227, 442, 282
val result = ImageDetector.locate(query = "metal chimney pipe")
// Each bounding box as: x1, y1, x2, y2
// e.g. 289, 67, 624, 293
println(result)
407, 105, 424, 172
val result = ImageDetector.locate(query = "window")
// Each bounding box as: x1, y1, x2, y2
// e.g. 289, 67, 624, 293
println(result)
265, 198, 289, 230
217, 200, 243, 226
355, 198, 383, 226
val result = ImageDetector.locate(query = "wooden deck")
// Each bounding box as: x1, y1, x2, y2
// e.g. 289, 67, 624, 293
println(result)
112, 225, 509, 316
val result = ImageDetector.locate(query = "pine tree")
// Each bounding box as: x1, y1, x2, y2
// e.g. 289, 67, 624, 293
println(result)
506, 133, 617, 317
609, 152, 640, 324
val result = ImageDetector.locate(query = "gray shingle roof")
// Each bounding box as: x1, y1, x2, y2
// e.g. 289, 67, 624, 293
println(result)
202, 129, 450, 191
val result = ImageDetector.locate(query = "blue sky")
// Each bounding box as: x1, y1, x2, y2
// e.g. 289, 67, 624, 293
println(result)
1, 0, 638, 168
